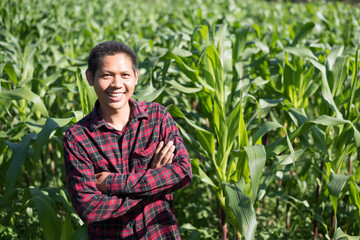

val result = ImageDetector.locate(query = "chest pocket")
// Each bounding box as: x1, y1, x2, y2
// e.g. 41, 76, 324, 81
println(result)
132, 143, 157, 172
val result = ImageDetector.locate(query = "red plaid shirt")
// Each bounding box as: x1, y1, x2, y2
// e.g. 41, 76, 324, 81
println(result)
63, 98, 192, 239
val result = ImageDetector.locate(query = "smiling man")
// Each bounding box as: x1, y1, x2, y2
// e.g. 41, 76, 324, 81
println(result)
63, 41, 192, 239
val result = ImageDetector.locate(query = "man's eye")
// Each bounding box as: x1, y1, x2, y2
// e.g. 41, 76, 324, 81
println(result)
103, 74, 112, 78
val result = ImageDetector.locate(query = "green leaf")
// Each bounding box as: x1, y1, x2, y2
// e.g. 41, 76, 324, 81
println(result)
4, 62, 18, 86
252, 122, 283, 144
21, 44, 37, 83
312, 115, 360, 147
244, 145, 266, 203
135, 81, 167, 102
349, 176, 360, 218
167, 79, 202, 94
233, 26, 250, 62
328, 173, 350, 215
191, 159, 217, 189
3, 134, 36, 203
291, 22, 315, 47
224, 180, 257, 240
327, 45, 344, 71
60, 213, 74, 240
164, 52, 200, 86
167, 104, 209, 133
0, 87, 49, 117
275, 149, 306, 166
199, 45, 224, 98
266, 122, 313, 158
179, 223, 211, 239
171, 47, 193, 57
27, 187, 62, 240
227, 101, 241, 144
191, 25, 210, 47
284, 47, 317, 60
195, 128, 215, 158
309, 59, 343, 119
76, 68, 97, 115
336, 228, 360, 240
347, 46, 359, 119
328, 173, 350, 198
34, 117, 74, 161
284, 128, 295, 167
238, 98, 249, 148
72, 224, 89, 240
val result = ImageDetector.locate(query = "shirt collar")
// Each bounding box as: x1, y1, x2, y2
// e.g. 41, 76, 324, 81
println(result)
89, 98, 148, 131
129, 98, 149, 120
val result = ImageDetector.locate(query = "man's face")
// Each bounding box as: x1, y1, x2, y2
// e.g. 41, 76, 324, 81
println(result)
86, 53, 138, 116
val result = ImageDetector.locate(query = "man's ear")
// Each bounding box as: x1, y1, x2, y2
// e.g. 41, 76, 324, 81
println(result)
135, 69, 139, 85
85, 69, 94, 86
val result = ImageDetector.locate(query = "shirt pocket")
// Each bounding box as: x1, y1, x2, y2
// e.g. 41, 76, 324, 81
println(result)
132, 143, 157, 172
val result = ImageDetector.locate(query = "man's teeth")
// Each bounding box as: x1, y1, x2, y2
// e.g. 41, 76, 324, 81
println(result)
108, 92, 124, 97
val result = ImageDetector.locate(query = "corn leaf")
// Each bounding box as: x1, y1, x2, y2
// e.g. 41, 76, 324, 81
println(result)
72, 224, 89, 240
0, 87, 49, 117
336, 228, 360, 240
28, 187, 62, 240
75, 68, 97, 115
233, 26, 250, 63
284, 47, 317, 60
191, 159, 217, 189
167, 79, 202, 94
244, 145, 266, 203
4, 62, 18, 86
195, 128, 215, 158
33, 117, 74, 161
328, 173, 350, 215
309, 59, 343, 119
291, 22, 315, 47
135, 82, 167, 102
3, 134, 36, 204
60, 213, 74, 240
347, 47, 359, 119
252, 122, 283, 144
224, 180, 256, 240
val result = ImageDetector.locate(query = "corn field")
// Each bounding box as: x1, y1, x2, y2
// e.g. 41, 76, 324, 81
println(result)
1, 0, 360, 239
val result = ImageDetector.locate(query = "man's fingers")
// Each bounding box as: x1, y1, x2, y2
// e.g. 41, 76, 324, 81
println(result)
94, 172, 109, 193
151, 141, 164, 168
169, 153, 174, 164
154, 141, 164, 156
158, 141, 173, 159
160, 145, 175, 165
151, 141, 175, 169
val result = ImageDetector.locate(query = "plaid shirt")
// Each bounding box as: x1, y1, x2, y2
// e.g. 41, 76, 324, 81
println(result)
63, 98, 192, 239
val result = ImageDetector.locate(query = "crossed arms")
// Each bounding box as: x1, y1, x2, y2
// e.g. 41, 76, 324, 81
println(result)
63, 112, 192, 223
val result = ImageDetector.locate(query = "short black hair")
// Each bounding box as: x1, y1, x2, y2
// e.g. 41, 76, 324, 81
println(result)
87, 41, 138, 76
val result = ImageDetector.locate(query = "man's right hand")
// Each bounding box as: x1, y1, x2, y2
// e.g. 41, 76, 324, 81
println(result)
150, 141, 175, 169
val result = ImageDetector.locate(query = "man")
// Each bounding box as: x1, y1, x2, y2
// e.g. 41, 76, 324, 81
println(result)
63, 41, 192, 239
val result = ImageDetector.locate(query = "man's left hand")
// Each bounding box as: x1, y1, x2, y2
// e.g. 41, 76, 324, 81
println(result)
95, 172, 110, 193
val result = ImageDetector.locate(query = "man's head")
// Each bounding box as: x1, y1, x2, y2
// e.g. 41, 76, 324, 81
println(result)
87, 41, 138, 77
86, 41, 139, 117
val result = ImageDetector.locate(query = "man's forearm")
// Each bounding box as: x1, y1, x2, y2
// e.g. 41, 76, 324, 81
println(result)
105, 152, 192, 197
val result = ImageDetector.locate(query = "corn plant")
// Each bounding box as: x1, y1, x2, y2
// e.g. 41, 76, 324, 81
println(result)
1, 0, 360, 239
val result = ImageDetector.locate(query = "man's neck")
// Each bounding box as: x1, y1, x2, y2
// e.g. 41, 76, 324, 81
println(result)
99, 103, 131, 131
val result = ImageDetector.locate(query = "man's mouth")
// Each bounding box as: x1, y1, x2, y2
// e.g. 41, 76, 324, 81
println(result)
107, 92, 125, 97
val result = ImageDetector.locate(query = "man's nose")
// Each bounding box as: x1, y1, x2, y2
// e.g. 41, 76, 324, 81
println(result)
112, 75, 124, 88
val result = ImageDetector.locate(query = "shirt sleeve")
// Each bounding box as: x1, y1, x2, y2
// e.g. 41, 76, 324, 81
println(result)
63, 131, 148, 224
105, 110, 192, 197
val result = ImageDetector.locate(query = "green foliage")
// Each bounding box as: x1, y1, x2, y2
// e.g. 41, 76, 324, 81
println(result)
1, 0, 360, 239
